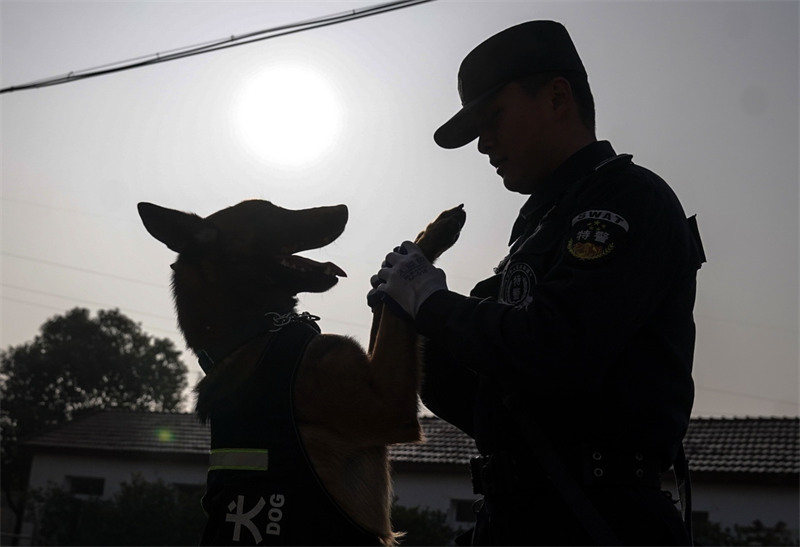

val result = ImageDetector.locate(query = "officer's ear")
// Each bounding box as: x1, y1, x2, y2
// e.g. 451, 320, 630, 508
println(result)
550, 77, 572, 108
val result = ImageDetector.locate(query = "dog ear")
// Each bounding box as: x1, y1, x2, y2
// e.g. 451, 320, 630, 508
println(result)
137, 202, 217, 253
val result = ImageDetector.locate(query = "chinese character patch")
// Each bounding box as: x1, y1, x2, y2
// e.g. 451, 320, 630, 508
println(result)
500, 261, 536, 309
567, 210, 629, 262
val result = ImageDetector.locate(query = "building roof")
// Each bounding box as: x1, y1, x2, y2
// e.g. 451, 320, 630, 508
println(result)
24, 410, 798, 479
24, 409, 209, 458
684, 417, 799, 479
391, 416, 478, 469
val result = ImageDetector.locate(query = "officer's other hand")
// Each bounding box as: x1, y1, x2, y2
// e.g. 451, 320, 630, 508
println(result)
366, 244, 408, 308
366, 274, 385, 309
368, 241, 447, 320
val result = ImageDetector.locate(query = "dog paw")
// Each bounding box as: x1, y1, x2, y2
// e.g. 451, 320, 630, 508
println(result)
414, 204, 466, 262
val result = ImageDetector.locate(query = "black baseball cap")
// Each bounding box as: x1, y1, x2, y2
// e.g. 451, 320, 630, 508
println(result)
433, 21, 587, 149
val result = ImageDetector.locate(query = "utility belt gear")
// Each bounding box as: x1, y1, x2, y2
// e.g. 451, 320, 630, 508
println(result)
470, 447, 661, 497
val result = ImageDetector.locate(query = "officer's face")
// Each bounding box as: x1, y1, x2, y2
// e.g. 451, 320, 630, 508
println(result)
476, 81, 561, 194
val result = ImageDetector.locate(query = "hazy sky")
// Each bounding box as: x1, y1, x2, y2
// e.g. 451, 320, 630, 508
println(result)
1, 0, 797, 417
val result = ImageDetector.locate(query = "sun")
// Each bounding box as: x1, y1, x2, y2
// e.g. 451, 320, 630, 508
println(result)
233, 63, 343, 167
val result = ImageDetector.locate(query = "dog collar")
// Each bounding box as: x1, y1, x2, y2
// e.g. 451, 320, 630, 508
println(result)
198, 311, 320, 374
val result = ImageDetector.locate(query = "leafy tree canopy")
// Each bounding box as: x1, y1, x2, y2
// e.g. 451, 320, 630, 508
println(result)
1, 307, 187, 467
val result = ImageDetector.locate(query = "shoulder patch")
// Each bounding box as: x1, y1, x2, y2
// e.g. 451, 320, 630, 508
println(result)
567, 210, 629, 262
571, 210, 629, 231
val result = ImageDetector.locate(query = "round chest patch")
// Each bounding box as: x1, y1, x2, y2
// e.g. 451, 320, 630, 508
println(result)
500, 262, 536, 308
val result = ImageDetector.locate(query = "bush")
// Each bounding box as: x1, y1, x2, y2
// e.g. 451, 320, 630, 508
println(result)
391, 504, 464, 546
26, 474, 206, 545
693, 518, 797, 546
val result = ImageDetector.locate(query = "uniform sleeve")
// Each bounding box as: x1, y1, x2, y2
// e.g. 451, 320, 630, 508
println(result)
419, 337, 478, 438
415, 167, 698, 397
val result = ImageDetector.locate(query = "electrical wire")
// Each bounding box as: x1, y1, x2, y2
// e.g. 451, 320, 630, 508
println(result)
4, 274, 796, 407
2, 283, 175, 323
1, 296, 182, 341
694, 385, 798, 408
5, 276, 796, 407
2, 251, 371, 330
3, 251, 167, 289
0, 0, 436, 94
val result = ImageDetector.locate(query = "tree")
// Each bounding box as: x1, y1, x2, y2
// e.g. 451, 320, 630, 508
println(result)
693, 517, 797, 546
0, 307, 188, 543
391, 504, 464, 546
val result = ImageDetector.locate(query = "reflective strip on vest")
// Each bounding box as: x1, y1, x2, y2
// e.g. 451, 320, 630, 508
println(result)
208, 448, 269, 471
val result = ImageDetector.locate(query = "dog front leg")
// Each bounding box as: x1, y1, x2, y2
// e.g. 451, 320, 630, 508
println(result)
365, 204, 466, 442
368, 302, 422, 443
368, 304, 382, 355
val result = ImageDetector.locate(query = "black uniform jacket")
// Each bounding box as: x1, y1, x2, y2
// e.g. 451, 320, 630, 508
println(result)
418, 141, 704, 471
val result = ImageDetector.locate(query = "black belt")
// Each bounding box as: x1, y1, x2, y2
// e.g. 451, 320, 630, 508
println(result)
581, 447, 662, 488
470, 451, 548, 496
470, 448, 661, 497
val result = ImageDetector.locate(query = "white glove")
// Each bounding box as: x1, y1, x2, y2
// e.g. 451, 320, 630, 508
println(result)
370, 241, 447, 320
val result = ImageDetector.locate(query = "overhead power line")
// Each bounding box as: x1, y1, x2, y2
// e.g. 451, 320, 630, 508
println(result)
3, 251, 167, 289
0, 0, 435, 94
1, 296, 183, 341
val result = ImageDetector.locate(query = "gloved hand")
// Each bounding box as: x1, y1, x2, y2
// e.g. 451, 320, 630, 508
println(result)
367, 241, 447, 320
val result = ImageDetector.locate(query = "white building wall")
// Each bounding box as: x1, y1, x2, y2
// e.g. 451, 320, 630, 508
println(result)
21, 455, 207, 546
27, 453, 206, 497
392, 470, 477, 532
393, 471, 800, 537
393, 470, 474, 511
24, 452, 800, 539
693, 482, 799, 531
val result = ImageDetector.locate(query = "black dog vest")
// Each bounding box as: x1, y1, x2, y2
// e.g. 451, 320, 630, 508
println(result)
200, 319, 380, 546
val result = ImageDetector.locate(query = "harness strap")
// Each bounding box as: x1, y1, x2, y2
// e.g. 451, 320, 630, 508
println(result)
209, 448, 270, 472
198, 311, 320, 373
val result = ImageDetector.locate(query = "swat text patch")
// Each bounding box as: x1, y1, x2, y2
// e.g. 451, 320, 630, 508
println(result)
567, 210, 629, 261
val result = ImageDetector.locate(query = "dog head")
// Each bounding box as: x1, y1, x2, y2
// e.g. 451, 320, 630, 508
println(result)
137, 200, 347, 348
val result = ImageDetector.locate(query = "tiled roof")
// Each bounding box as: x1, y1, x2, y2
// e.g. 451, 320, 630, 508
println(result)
684, 417, 799, 477
23, 411, 798, 478
24, 409, 209, 456
391, 417, 478, 467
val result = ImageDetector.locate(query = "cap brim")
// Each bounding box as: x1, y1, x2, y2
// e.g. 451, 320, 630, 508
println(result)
433, 83, 505, 149
433, 103, 481, 149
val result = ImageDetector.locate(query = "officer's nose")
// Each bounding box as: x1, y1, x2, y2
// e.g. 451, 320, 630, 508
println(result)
477, 130, 492, 155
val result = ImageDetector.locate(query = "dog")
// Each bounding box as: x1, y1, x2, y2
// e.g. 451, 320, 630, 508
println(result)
137, 200, 465, 545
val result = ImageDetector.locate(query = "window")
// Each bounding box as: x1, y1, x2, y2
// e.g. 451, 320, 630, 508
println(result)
66, 476, 105, 497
